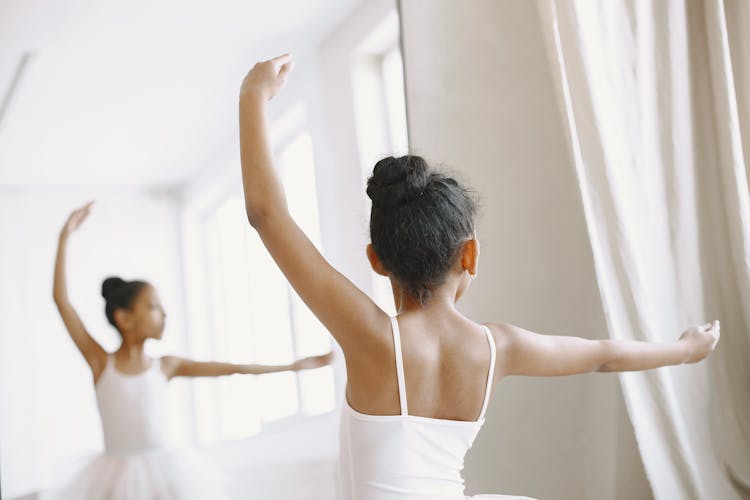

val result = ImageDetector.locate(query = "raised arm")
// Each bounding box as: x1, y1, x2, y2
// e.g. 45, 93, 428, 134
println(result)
238, 54, 387, 350
53, 202, 107, 380
490, 320, 720, 377
161, 352, 334, 379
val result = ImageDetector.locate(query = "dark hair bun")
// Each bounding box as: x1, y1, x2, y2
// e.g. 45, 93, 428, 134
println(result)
100, 277, 150, 334
367, 154, 477, 305
101, 277, 127, 300
367, 156, 431, 209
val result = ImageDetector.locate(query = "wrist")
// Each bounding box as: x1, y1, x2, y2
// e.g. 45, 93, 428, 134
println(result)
675, 340, 691, 365
239, 89, 266, 106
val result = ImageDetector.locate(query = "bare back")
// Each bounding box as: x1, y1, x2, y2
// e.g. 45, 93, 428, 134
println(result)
345, 311, 500, 422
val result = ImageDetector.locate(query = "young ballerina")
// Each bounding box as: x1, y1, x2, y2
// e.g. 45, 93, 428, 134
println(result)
52, 201, 333, 500
237, 54, 721, 500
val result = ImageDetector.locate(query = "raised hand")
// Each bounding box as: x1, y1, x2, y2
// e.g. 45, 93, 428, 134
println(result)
292, 351, 335, 371
61, 201, 94, 238
239, 53, 295, 102
678, 320, 720, 363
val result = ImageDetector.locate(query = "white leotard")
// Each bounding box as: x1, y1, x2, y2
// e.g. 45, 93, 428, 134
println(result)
95, 355, 169, 454
338, 316, 536, 500
54, 355, 230, 500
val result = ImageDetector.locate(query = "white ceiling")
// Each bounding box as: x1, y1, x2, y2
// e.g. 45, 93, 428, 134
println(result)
0, 0, 363, 190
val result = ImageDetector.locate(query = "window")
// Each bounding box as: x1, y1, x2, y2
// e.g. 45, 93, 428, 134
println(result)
277, 130, 336, 418
190, 105, 334, 445
351, 10, 409, 316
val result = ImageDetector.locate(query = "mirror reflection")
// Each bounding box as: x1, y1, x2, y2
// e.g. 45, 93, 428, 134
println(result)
1, 1, 404, 498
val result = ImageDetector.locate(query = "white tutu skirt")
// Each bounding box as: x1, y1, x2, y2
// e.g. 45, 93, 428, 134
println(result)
53, 447, 229, 500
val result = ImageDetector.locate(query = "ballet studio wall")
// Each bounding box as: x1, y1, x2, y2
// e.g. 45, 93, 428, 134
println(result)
400, 1, 651, 500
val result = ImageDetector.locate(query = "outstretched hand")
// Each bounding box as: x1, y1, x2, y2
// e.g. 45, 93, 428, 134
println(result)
679, 320, 720, 363
61, 201, 94, 237
292, 351, 335, 371
240, 53, 295, 102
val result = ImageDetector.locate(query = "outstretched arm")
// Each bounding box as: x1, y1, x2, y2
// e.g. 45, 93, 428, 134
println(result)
490, 321, 720, 377
238, 54, 387, 351
53, 202, 107, 380
162, 352, 334, 379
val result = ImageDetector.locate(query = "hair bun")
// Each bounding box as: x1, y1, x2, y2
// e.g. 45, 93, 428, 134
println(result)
367, 155, 431, 209
101, 277, 126, 300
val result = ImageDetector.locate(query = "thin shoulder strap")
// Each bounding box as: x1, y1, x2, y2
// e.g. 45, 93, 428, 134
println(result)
478, 325, 497, 421
390, 316, 409, 416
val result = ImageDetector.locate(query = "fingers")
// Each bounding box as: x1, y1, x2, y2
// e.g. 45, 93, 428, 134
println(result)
689, 320, 720, 352
77, 202, 93, 219
699, 320, 720, 349
65, 200, 94, 230
703, 320, 719, 333
269, 54, 295, 81
79, 204, 93, 220
277, 60, 295, 80
710, 320, 720, 350
313, 352, 334, 366
71, 200, 94, 217
269, 53, 293, 67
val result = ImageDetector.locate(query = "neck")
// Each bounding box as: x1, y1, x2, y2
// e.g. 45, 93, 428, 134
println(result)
117, 337, 147, 360
392, 281, 461, 314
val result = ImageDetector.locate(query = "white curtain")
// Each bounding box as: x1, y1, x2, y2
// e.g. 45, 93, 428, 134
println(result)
538, 1, 750, 499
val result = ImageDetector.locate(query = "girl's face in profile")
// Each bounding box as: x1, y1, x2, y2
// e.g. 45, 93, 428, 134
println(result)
128, 285, 166, 340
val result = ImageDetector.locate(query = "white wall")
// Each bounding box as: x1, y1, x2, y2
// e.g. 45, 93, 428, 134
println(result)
399, 1, 651, 499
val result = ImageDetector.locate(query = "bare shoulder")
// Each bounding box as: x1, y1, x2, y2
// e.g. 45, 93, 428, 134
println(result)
343, 313, 396, 363
159, 355, 182, 379
343, 313, 406, 405
483, 321, 516, 349
483, 321, 529, 378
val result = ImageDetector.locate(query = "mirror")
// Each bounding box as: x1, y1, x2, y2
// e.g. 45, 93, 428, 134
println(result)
0, 0, 405, 498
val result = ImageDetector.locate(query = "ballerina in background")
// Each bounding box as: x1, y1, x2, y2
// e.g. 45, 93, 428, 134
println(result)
52, 201, 333, 500
237, 53, 720, 500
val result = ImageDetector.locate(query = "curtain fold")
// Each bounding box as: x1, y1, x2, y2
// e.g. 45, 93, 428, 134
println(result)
538, 1, 750, 498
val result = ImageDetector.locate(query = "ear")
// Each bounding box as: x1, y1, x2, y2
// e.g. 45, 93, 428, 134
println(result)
460, 237, 479, 277
113, 308, 131, 333
366, 244, 389, 277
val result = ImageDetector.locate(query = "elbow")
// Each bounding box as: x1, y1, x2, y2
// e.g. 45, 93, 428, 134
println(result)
594, 340, 619, 372
246, 203, 288, 230
245, 211, 261, 229
244, 189, 290, 229
245, 205, 269, 229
